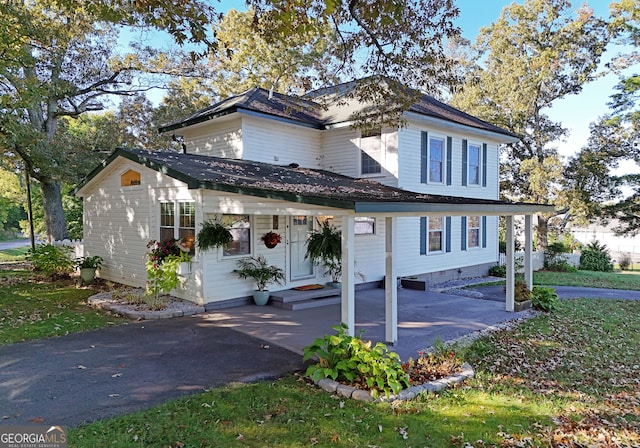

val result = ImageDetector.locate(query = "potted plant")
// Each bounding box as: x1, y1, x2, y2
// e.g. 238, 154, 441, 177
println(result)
514, 279, 532, 311
233, 255, 285, 305
306, 219, 342, 287
197, 219, 233, 251
75, 255, 104, 284
261, 231, 282, 249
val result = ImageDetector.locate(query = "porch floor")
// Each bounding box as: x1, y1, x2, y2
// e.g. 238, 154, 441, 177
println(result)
199, 285, 524, 362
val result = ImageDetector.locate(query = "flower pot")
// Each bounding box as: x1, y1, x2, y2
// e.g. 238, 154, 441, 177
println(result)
80, 267, 96, 284
253, 290, 270, 306
264, 241, 278, 249
326, 281, 341, 289
514, 299, 532, 312
177, 261, 191, 276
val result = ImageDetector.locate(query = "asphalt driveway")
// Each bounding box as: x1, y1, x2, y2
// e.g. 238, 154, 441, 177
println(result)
0, 316, 304, 427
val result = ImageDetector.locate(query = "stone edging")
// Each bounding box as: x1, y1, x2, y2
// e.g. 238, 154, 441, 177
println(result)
313, 363, 474, 402
88, 291, 205, 320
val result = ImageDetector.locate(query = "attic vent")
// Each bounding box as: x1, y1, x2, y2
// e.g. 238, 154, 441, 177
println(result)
121, 169, 141, 187
288, 163, 299, 168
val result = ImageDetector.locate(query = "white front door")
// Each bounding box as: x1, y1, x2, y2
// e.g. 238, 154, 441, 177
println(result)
290, 215, 314, 280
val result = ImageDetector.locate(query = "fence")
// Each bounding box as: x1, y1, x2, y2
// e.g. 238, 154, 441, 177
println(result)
498, 251, 580, 271
52, 239, 84, 258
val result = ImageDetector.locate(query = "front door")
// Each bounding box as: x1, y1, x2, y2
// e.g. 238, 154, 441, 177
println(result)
290, 216, 314, 280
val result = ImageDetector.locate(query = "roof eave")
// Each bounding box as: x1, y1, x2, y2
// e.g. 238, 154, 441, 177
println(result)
353, 201, 554, 216
403, 111, 520, 143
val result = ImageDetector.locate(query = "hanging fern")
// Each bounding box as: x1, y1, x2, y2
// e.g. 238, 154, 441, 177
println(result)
305, 219, 342, 282
197, 220, 233, 251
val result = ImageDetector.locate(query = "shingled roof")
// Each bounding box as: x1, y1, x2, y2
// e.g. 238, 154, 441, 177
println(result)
158, 79, 518, 140
76, 148, 551, 215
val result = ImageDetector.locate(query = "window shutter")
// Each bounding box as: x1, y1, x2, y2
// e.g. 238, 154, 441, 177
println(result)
445, 216, 451, 253
462, 139, 468, 186
461, 216, 467, 251
420, 132, 428, 184
420, 217, 427, 255
482, 143, 487, 187
446, 137, 452, 186
482, 216, 487, 248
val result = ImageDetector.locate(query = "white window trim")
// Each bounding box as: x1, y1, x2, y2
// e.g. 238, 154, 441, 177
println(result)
359, 129, 384, 177
428, 134, 446, 184
427, 216, 444, 254
159, 200, 196, 250
467, 141, 482, 186
467, 215, 481, 250
221, 213, 253, 259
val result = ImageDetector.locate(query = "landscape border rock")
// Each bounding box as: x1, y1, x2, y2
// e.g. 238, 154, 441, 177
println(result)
312, 363, 474, 402
88, 290, 205, 320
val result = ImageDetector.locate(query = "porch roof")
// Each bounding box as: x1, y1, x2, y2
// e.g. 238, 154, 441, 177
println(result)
76, 148, 554, 215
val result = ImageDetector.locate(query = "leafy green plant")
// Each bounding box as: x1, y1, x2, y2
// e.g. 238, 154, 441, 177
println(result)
531, 286, 559, 312
306, 219, 342, 282
26, 244, 74, 279
197, 220, 233, 251
303, 323, 409, 398
145, 240, 191, 299
579, 240, 613, 272
618, 252, 632, 270
488, 264, 506, 277
74, 255, 103, 270
233, 255, 285, 291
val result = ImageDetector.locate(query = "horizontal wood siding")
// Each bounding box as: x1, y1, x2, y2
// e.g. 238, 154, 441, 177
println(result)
241, 116, 322, 167
397, 124, 500, 200
395, 216, 499, 277
319, 128, 359, 176
181, 117, 243, 158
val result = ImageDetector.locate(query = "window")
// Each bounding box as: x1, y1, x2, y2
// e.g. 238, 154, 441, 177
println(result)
160, 201, 195, 254
429, 137, 445, 183
467, 216, 480, 249
360, 129, 382, 175
354, 217, 375, 235
121, 169, 141, 187
222, 214, 251, 256
428, 217, 443, 252
468, 143, 481, 185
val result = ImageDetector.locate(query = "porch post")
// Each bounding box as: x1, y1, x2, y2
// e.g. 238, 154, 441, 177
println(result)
505, 215, 515, 312
341, 215, 356, 336
524, 214, 533, 290
385, 216, 398, 344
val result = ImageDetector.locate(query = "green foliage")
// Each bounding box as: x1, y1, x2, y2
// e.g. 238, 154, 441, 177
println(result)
196, 220, 233, 251
26, 244, 74, 279
145, 239, 191, 298
579, 240, 613, 272
514, 280, 531, 303
544, 241, 577, 272
618, 252, 632, 270
74, 255, 103, 270
305, 219, 342, 282
303, 323, 409, 398
233, 255, 285, 292
488, 264, 506, 277
531, 286, 559, 312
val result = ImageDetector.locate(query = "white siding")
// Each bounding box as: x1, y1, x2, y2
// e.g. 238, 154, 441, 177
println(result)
241, 116, 322, 167
397, 124, 500, 200
181, 116, 243, 158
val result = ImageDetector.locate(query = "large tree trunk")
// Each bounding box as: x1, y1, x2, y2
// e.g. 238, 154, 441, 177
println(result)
536, 214, 549, 252
40, 178, 69, 241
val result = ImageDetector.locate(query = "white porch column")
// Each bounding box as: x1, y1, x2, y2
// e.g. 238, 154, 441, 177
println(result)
341, 215, 356, 336
385, 216, 398, 344
505, 215, 515, 312
524, 214, 533, 290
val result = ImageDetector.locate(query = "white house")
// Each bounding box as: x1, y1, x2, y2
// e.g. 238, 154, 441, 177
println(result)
75, 79, 552, 342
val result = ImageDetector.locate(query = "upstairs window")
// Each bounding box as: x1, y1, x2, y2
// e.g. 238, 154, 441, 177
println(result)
121, 169, 141, 187
429, 137, 445, 183
468, 143, 481, 185
360, 129, 382, 175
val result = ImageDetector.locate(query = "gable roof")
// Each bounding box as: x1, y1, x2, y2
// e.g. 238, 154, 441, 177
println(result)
76, 148, 552, 215
158, 79, 518, 140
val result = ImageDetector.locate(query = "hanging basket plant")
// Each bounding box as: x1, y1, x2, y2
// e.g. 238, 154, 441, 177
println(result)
197, 220, 233, 251
261, 231, 282, 249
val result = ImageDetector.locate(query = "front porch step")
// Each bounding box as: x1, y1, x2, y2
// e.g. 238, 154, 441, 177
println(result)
270, 286, 341, 310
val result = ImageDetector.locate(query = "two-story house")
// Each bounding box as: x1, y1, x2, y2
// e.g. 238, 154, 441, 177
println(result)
75, 79, 551, 341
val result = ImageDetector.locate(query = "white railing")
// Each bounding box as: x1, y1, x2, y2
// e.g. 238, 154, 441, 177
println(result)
52, 239, 84, 258
498, 251, 580, 271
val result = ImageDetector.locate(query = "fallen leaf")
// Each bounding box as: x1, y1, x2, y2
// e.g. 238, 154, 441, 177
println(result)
29, 417, 44, 423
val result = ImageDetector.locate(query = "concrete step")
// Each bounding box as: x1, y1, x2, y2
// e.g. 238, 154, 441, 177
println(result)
270, 286, 340, 304
270, 295, 342, 310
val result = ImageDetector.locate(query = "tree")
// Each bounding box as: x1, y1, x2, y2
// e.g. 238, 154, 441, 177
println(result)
451, 0, 609, 250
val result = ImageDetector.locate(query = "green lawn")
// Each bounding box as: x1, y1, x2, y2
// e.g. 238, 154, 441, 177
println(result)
534, 269, 640, 290
0, 246, 30, 262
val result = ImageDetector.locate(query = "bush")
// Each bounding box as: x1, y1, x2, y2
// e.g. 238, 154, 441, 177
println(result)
515, 280, 531, 302
488, 264, 506, 277
579, 240, 613, 272
26, 244, 74, 279
544, 242, 576, 272
619, 252, 632, 271
303, 323, 409, 398
532, 286, 559, 312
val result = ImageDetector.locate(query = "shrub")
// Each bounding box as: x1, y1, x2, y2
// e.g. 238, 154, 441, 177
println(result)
488, 264, 506, 277
26, 244, 74, 279
618, 252, 632, 271
514, 280, 531, 302
532, 286, 559, 312
303, 323, 409, 398
579, 240, 613, 272
544, 242, 576, 272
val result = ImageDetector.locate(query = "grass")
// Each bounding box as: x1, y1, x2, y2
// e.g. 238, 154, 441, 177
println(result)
69, 298, 640, 447
0, 270, 128, 345
534, 269, 640, 290
0, 246, 30, 262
